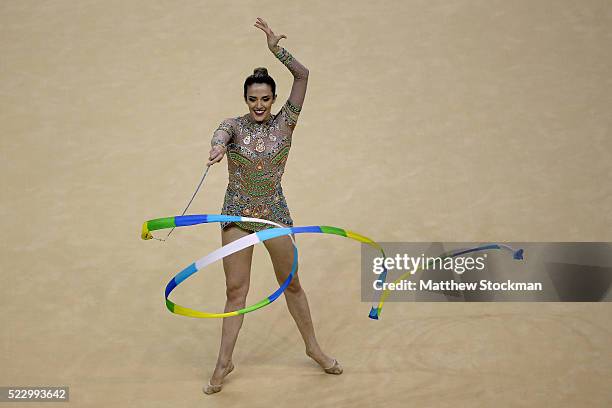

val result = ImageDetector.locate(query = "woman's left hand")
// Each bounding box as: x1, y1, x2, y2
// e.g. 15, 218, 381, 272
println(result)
254, 17, 286, 52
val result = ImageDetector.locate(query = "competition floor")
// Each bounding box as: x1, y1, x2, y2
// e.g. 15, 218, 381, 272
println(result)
1, 1, 611, 407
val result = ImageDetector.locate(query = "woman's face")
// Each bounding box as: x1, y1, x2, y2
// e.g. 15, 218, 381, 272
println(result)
245, 83, 276, 122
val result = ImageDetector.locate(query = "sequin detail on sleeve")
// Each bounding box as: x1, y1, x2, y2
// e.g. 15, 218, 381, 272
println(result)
273, 46, 294, 66
212, 119, 234, 147
281, 100, 302, 128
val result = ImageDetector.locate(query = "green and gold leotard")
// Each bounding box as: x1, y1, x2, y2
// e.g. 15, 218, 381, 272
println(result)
210, 46, 308, 232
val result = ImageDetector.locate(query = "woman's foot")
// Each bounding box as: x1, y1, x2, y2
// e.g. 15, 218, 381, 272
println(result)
203, 361, 235, 395
323, 358, 343, 375
306, 349, 343, 375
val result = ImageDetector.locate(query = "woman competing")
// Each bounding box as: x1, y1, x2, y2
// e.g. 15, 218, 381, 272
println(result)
203, 17, 342, 395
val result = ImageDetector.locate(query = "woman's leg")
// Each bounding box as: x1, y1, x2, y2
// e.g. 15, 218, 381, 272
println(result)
263, 233, 341, 373
209, 225, 254, 386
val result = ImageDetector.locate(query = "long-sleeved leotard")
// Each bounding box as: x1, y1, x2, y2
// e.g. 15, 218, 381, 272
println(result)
211, 46, 308, 232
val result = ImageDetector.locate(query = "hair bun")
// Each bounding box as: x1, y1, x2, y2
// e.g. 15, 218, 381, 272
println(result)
253, 67, 268, 77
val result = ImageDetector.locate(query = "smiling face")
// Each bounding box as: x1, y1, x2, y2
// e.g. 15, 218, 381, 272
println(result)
245, 83, 276, 122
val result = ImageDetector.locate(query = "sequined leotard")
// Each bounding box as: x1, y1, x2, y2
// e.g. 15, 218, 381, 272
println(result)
210, 46, 308, 232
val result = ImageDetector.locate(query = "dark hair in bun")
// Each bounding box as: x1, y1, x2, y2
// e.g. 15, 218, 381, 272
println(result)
244, 67, 276, 99
253, 67, 268, 77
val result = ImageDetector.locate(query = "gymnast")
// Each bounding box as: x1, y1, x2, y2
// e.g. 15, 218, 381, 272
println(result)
203, 17, 342, 395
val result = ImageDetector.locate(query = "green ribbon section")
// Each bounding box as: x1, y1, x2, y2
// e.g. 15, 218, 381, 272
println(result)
320, 226, 347, 237
239, 298, 271, 314
148, 217, 176, 232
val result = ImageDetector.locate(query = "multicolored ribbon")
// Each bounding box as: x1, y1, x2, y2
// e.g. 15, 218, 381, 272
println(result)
141, 214, 388, 319
142, 214, 525, 319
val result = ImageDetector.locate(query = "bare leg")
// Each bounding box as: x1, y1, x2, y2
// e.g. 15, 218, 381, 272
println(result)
263, 233, 342, 373
208, 225, 254, 388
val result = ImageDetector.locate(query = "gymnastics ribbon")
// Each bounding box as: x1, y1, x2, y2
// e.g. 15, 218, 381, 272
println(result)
141, 214, 388, 319
142, 166, 522, 319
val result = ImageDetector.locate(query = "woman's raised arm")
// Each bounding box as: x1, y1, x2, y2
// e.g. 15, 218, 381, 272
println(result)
254, 17, 309, 109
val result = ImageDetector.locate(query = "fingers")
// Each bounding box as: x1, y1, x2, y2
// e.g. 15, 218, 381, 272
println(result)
207, 148, 225, 166
206, 154, 223, 166
254, 17, 272, 33
254, 22, 270, 35
254, 19, 266, 29
209, 152, 222, 161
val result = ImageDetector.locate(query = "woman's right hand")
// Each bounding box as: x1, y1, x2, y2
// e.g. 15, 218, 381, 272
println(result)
207, 145, 227, 166
254, 17, 286, 53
